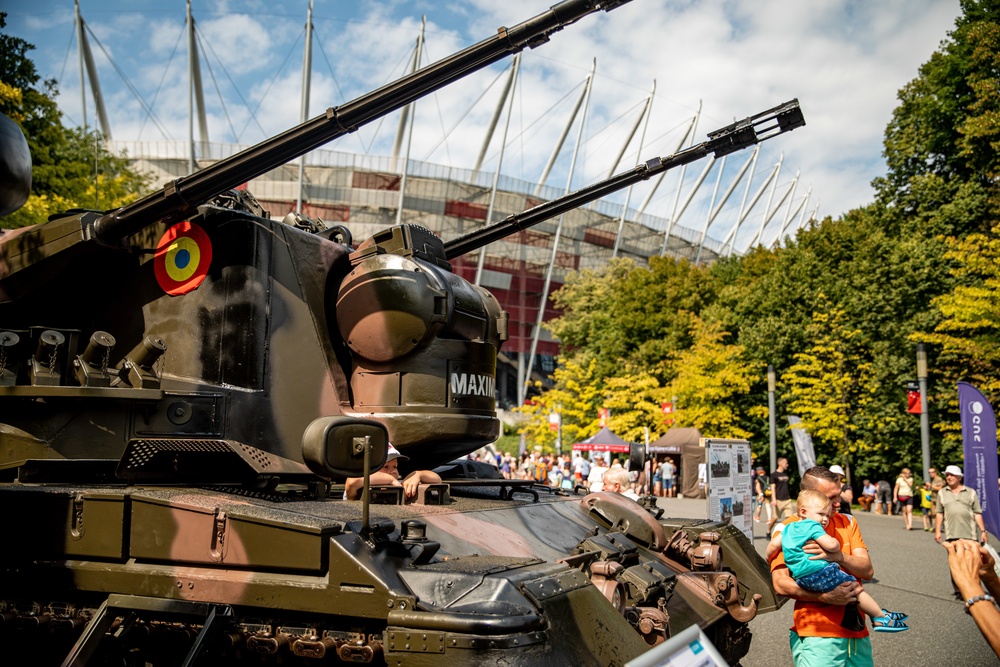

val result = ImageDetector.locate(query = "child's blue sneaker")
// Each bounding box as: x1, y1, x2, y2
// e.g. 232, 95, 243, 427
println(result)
881, 609, 908, 622
872, 616, 908, 632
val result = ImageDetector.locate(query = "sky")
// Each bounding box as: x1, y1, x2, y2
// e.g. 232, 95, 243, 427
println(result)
4, 0, 964, 252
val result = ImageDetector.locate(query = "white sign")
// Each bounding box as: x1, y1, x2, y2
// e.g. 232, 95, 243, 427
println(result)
787, 416, 817, 476
705, 438, 754, 542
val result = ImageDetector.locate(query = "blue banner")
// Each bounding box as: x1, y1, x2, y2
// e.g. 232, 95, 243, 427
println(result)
958, 382, 1000, 539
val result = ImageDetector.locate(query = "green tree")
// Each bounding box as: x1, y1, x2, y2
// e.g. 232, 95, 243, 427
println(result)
875, 0, 1000, 236
669, 316, 759, 439
0, 13, 149, 228
547, 256, 712, 382
516, 356, 604, 452
919, 223, 1000, 454
927, 226, 1000, 392
784, 306, 882, 470
602, 369, 672, 444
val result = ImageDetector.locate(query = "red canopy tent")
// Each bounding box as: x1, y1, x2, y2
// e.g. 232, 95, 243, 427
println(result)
571, 426, 631, 453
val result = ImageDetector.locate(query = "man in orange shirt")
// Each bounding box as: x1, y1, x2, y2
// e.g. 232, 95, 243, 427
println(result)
769, 466, 875, 666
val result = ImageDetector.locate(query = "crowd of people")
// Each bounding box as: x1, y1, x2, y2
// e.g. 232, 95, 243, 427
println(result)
835, 465, 986, 540
467, 448, 682, 496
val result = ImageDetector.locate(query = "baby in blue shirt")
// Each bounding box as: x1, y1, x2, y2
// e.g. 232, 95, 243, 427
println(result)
767, 488, 909, 632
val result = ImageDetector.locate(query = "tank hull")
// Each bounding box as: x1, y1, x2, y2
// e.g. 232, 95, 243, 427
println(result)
0, 481, 778, 665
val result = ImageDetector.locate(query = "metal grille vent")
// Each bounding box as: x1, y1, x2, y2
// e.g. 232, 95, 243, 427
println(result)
117, 439, 262, 484
123, 439, 232, 471
238, 442, 272, 469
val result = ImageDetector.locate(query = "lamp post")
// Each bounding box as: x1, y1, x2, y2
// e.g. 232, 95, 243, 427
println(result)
550, 405, 562, 456
557, 410, 563, 457
768, 365, 777, 474
917, 344, 930, 480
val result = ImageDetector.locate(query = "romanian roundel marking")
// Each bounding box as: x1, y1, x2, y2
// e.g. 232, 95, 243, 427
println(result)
154, 221, 212, 296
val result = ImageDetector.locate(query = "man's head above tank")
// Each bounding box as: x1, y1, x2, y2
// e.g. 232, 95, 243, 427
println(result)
800, 466, 843, 510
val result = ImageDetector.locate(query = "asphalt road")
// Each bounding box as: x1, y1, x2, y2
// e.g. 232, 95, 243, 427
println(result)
653, 496, 999, 666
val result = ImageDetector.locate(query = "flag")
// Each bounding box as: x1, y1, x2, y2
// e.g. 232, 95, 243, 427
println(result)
598, 408, 610, 427
906, 380, 921, 414
787, 415, 817, 477
661, 401, 674, 426
959, 382, 1000, 539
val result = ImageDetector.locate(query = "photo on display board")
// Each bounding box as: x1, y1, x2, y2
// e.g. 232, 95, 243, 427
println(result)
719, 497, 733, 524
710, 451, 730, 478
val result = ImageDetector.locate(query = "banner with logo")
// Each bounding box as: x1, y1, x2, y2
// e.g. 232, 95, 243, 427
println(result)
959, 382, 1000, 539
787, 416, 817, 477
906, 380, 921, 414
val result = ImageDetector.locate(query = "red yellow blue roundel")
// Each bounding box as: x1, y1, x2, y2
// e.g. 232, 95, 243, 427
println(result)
154, 221, 212, 295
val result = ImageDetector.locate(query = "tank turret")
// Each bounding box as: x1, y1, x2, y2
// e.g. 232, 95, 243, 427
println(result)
0, 0, 639, 474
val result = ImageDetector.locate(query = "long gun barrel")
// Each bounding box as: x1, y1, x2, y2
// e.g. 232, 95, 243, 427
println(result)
93, 0, 636, 244
443, 99, 805, 258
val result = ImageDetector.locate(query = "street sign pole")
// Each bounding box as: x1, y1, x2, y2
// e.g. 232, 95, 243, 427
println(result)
917, 344, 930, 480
768, 365, 777, 473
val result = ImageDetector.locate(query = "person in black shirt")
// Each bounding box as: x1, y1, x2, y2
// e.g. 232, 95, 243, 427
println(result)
768, 457, 792, 535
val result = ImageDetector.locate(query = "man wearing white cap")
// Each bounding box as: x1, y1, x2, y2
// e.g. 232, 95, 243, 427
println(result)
830, 465, 853, 515
935, 464, 988, 545
344, 444, 442, 501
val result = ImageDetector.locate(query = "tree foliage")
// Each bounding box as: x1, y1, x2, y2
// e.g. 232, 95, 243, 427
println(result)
516, 356, 604, 452
0, 13, 150, 228
603, 370, 672, 444
668, 316, 758, 440
547, 256, 711, 382
784, 306, 882, 463
923, 223, 1000, 400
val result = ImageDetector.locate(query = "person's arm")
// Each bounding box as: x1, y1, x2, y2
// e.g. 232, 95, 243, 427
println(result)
765, 530, 783, 560
979, 544, 1000, 600
936, 511, 945, 543
400, 469, 443, 498
945, 540, 1000, 660
976, 513, 988, 543
813, 533, 842, 554
893, 479, 900, 503
344, 471, 400, 500
841, 486, 853, 504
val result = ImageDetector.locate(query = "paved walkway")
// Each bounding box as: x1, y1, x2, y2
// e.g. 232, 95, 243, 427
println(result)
653, 495, 998, 665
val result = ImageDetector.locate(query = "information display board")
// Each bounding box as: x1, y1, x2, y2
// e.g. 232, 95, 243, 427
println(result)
705, 438, 753, 542
624, 623, 729, 667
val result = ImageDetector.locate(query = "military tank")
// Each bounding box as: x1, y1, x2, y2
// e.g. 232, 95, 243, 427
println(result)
0, 1, 804, 664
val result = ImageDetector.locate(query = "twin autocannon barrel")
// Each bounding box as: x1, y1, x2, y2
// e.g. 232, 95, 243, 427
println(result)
442, 99, 805, 259
92, 0, 638, 245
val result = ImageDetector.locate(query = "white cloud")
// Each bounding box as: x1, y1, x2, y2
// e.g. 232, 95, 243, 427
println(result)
7, 0, 963, 246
